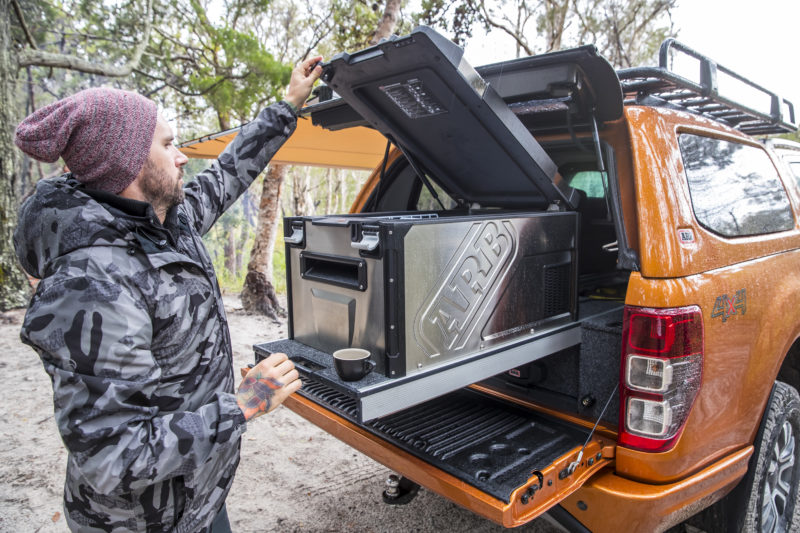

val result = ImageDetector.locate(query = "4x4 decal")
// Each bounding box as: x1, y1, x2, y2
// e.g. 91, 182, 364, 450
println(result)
711, 289, 746, 322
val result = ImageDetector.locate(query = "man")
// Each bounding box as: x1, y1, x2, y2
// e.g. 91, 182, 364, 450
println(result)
13, 56, 322, 532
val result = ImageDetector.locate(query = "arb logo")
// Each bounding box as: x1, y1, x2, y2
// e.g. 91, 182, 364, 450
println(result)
416, 221, 517, 358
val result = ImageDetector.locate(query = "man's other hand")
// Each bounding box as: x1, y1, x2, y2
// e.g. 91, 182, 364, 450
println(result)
285, 56, 323, 111
236, 353, 301, 421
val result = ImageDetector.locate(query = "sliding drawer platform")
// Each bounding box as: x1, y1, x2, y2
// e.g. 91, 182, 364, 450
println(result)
255, 322, 580, 423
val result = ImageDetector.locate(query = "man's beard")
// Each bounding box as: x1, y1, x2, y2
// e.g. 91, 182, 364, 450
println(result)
139, 157, 185, 215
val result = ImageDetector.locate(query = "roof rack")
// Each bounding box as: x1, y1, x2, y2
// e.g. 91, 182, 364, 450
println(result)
617, 39, 797, 135
764, 138, 800, 152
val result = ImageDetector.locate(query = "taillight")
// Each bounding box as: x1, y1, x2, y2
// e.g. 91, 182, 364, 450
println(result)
619, 305, 703, 452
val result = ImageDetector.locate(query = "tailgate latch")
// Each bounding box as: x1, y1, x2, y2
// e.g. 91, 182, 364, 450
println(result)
284, 221, 305, 245
520, 471, 544, 505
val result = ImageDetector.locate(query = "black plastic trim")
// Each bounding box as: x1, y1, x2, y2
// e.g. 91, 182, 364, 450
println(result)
286, 241, 295, 340
299, 251, 367, 291
476, 44, 622, 124
383, 223, 409, 378
545, 504, 592, 533
619, 39, 797, 135
284, 218, 307, 248
601, 142, 639, 271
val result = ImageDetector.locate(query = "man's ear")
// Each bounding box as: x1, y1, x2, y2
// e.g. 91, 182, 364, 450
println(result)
118, 169, 145, 202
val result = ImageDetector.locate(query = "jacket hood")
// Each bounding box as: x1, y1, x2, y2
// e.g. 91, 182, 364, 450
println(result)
14, 175, 135, 279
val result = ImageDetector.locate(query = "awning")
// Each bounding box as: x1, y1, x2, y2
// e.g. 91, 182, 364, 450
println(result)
178, 116, 387, 170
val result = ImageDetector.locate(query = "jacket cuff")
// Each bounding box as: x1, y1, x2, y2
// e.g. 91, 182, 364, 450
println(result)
221, 392, 248, 433
281, 100, 299, 116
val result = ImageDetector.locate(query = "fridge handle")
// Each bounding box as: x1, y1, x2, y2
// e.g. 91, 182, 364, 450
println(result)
300, 252, 368, 291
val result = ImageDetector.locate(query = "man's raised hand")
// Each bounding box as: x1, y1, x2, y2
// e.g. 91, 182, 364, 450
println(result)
285, 55, 323, 110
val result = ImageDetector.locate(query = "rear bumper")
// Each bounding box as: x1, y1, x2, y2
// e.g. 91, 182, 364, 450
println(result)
559, 446, 753, 532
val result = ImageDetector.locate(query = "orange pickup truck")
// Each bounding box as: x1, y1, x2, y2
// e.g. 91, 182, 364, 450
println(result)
256, 29, 800, 532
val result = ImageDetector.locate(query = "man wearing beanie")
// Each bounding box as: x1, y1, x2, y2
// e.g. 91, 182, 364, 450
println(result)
13, 56, 322, 532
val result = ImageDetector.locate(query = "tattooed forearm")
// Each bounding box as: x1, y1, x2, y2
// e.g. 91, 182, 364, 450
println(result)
237, 376, 283, 420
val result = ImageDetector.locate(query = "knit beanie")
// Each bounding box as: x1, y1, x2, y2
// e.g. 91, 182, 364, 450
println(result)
14, 87, 158, 194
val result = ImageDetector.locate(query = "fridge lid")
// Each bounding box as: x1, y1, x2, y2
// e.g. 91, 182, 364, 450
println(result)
314, 26, 580, 210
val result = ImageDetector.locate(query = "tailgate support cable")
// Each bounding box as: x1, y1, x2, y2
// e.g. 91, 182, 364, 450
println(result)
371, 139, 393, 209
395, 141, 446, 210
588, 111, 641, 270
567, 386, 617, 475
589, 112, 612, 222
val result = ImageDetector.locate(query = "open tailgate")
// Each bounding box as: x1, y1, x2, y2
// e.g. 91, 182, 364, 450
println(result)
259, 344, 614, 527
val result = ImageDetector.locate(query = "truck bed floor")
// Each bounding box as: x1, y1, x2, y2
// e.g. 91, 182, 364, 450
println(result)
298, 379, 589, 503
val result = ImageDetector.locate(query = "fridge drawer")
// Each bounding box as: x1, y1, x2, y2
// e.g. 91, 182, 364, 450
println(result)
286, 211, 578, 379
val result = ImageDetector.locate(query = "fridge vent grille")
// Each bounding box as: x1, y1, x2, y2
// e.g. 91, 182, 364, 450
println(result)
543, 264, 570, 316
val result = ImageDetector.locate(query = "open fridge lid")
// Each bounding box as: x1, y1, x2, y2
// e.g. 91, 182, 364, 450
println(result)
313, 26, 580, 210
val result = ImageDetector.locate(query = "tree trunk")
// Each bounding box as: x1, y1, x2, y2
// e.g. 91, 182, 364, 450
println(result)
325, 168, 333, 213
291, 169, 302, 215
241, 164, 286, 320
236, 216, 248, 274
0, 2, 34, 311
544, 0, 570, 52
370, 0, 404, 45
303, 169, 314, 215
292, 167, 314, 216
224, 228, 236, 276
217, 111, 231, 132
339, 171, 349, 213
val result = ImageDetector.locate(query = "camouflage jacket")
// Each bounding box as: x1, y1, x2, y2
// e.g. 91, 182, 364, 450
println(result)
14, 102, 297, 532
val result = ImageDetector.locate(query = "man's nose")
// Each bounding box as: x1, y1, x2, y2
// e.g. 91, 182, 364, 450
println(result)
175, 150, 189, 166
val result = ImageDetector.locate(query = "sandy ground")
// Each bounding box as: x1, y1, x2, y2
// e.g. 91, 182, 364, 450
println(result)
0, 295, 561, 533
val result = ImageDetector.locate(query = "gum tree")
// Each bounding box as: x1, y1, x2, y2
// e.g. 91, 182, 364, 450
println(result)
2, 0, 153, 311
240, 0, 409, 318
4, 0, 293, 313
419, 0, 676, 67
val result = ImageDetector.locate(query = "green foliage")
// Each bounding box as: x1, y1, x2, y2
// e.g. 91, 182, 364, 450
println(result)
133, 0, 292, 129
571, 0, 677, 68
779, 130, 800, 143
330, 0, 383, 51
417, 0, 481, 45
417, 0, 676, 67
10, 0, 58, 47
328, 0, 414, 52
202, 189, 290, 294
186, 26, 290, 124
271, 219, 287, 294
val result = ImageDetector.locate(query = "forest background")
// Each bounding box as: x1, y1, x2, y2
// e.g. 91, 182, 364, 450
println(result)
3, 0, 798, 315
